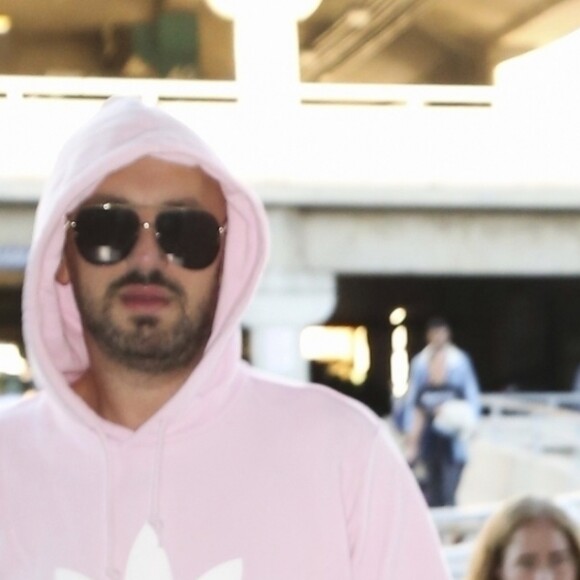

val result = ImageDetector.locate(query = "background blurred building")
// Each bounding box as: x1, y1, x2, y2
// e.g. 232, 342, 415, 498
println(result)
2, 0, 580, 412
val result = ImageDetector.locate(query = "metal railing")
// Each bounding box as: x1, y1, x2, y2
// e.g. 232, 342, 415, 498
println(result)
0, 75, 496, 108
0, 75, 239, 103
433, 394, 580, 578
483, 391, 580, 415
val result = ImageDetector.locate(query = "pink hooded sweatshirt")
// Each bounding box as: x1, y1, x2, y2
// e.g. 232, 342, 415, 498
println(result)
0, 98, 450, 579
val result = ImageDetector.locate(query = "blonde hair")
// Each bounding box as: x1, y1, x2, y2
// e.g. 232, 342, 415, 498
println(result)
465, 496, 580, 580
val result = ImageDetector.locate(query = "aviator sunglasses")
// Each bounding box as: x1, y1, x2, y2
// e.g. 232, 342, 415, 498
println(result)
66, 202, 227, 270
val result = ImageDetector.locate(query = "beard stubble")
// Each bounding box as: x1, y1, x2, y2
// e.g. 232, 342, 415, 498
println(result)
75, 269, 220, 374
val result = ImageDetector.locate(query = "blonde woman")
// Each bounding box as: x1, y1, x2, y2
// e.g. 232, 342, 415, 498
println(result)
466, 496, 580, 580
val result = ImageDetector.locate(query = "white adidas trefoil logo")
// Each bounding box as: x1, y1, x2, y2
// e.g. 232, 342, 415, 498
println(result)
55, 523, 243, 580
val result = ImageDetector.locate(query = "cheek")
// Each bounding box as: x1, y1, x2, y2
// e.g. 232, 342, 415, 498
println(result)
68, 260, 117, 311
185, 269, 219, 302
497, 555, 524, 580
181, 267, 222, 320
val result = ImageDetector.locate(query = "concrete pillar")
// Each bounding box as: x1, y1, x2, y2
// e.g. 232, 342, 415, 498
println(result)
250, 325, 309, 380
205, 0, 322, 109
243, 270, 336, 381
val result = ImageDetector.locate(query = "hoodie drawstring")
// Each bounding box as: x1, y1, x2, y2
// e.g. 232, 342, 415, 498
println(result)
93, 419, 169, 579
148, 418, 168, 543
93, 427, 120, 579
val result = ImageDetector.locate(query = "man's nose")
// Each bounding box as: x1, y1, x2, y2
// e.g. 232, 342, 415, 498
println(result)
126, 222, 167, 270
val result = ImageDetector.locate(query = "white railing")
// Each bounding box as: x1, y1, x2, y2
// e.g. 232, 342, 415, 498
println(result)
0, 75, 239, 102
482, 391, 580, 416
435, 489, 580, 540
301, 82, 495, 107
0, 75, 495, 108
434, 395, 580, 578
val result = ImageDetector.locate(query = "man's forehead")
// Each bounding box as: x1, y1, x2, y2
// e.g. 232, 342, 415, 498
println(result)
94, 156, 216, 184
77, 156, 227, 217
80, 193, 206, 209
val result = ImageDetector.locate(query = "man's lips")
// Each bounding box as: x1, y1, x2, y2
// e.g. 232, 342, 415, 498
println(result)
118, 284, 172, 310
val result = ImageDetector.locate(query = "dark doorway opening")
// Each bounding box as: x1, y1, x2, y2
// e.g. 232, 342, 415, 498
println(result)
0, 285, 23, 349
311, 275, 580, 416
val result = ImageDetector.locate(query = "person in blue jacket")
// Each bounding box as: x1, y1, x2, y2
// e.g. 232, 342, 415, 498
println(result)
402, 317, 481, 507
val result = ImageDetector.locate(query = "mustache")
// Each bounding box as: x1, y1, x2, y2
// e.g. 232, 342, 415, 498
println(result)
107, 270, 184, 297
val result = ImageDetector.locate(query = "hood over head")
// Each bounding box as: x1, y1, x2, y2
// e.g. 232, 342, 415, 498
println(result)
23, 97, 269, 436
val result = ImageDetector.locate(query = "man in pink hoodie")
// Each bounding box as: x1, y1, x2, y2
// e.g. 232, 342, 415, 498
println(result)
0, 98, 450, 579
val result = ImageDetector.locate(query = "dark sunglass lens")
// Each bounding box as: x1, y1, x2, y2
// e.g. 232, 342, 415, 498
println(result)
156, 210, 221, 270
73, 206, 139, 265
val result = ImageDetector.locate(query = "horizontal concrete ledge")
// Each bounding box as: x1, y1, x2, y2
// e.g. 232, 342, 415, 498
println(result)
4, 207, 580, 277
1, 78, 579, 212
256, 182, 580, 211
5, 178, 580, 213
